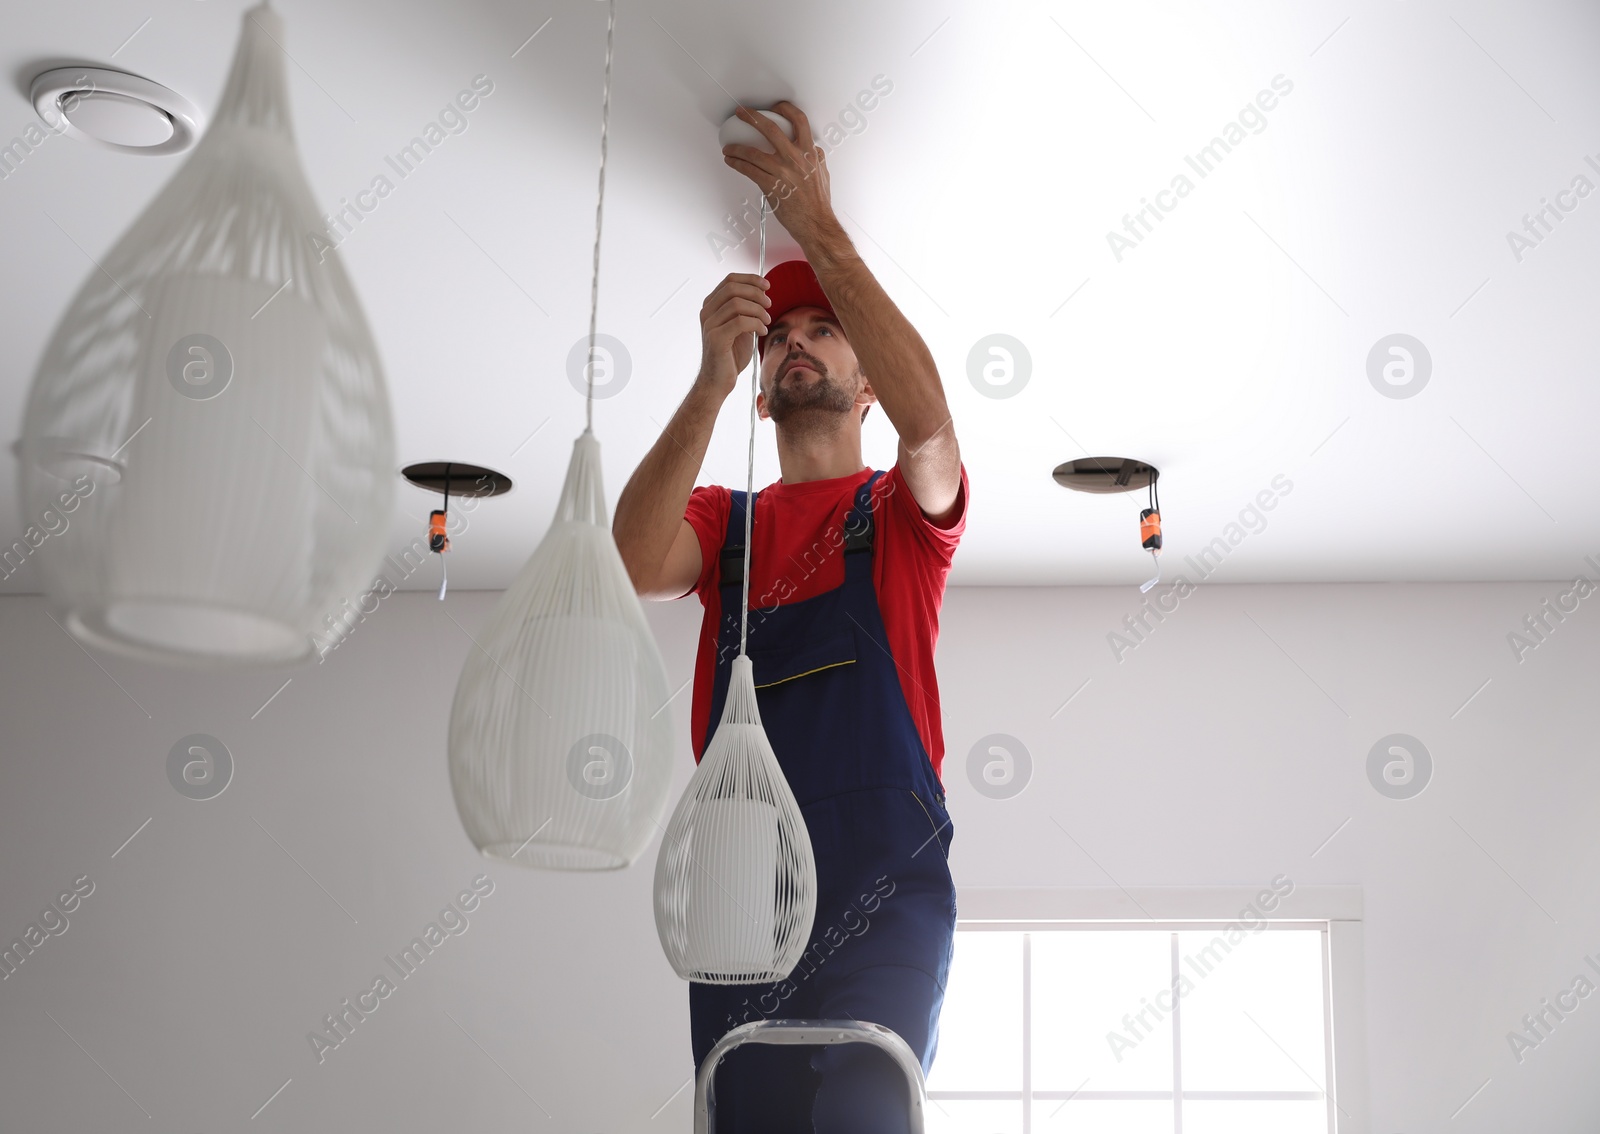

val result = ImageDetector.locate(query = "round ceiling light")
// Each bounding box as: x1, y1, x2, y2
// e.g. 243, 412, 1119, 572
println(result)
64, 91, 175, 147
1052, 456, 1159, 494
717, 107, 796, 150
30, 67, 202, 155
400, 461, 515, 499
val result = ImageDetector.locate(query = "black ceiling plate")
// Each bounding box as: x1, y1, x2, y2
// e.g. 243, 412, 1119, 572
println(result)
401, 461, 514, 498
1052, 457, 1158, 494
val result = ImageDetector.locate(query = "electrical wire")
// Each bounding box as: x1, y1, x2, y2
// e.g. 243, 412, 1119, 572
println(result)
738, 198, 768, 658
583, 0, 617, 434
438, 463, 451, 600
1139, 466, 1161, 593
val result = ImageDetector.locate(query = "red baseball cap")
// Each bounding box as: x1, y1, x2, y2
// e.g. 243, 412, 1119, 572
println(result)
760, 259, 835, 357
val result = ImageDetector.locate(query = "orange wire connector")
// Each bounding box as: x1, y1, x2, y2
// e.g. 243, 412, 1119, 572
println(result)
1140, 507, 1162, 552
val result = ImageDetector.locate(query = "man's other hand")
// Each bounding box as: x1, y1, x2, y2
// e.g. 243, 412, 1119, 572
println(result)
698, 272, 771, 397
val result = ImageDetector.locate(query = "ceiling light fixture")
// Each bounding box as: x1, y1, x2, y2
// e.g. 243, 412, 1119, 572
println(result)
30, 66, 202, 155
716, 108, 794, 150
1051, 456, 1158, 493
446, 0, 675, 871
1053, 457, 1165, 591
400, 462, 513, 600
400, 461, 514, 500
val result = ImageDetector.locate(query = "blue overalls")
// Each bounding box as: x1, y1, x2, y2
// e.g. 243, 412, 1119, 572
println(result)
688, 472, 957, 1134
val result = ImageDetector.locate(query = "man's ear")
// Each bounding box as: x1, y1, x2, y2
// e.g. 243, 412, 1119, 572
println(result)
756, 391, 770, 421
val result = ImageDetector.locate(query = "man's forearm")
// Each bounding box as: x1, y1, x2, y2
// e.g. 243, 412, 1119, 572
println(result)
793, 211, 961, 519
795, 215, 950, 450
612, 381, 721, 592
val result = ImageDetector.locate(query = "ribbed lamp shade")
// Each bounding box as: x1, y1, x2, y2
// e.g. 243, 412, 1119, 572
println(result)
447, 432, 675, 870
15, 4, 394, 665
653, 656, 817, 983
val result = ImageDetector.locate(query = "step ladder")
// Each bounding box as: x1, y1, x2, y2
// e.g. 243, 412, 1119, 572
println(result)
693, 1018, 927, 1133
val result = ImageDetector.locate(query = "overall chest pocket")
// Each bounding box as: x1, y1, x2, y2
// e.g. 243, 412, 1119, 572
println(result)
749, 633, 857, 689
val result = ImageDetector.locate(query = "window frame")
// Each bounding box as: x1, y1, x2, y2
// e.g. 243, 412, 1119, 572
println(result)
932, 886, 1367, 1133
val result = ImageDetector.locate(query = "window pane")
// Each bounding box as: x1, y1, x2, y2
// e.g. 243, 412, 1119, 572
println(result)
927, 931, 1023, 1092
1033, 1099, 1174, 1133
1176, 929, 1325, 1092
1032, 931, 1174, 1092
925, 1099, 1022, 1134
1182, 1100, 1327, 1133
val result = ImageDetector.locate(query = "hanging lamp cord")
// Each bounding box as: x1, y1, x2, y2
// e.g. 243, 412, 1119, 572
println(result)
737, 199, 769, 658
438, 462, 452, 600
584, 0, 618, 434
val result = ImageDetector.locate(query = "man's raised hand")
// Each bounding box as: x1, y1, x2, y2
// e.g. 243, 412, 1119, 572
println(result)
696, 273, 771, 397
721, 102, 835, 244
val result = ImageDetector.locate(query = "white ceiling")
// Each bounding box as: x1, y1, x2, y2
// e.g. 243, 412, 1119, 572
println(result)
4, 0, 1599, 594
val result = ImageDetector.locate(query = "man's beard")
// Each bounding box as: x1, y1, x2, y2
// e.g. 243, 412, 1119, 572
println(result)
766, 350, 857, 426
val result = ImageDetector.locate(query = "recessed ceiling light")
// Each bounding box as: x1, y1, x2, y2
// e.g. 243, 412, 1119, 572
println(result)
400, 461, 515, 499
1052, 456, 1159, 494
30, 66, 202, 155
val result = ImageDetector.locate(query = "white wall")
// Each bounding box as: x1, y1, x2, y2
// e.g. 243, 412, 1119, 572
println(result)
0, 580, 1595, 1132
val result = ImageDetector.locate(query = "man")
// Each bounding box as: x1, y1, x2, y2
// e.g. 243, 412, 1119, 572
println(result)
613, 102, 967, 1133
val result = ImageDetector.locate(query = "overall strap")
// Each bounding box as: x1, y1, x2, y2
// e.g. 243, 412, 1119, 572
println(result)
718, 489, 757, 589
845, 470, 889, 548
717, 472, 888, 587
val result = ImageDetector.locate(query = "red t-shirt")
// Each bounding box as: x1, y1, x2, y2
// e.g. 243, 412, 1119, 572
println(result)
681, 463, 968, 784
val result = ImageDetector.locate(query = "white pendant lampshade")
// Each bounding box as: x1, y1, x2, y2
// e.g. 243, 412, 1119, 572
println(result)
447, 432, 675, 869
651, 197, 818, 983
653, 656, 817, 982
15, 4, 394, 665
447, 0, 673, 869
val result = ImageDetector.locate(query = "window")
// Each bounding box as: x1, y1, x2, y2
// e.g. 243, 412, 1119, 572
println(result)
925, 922, 1335, 1133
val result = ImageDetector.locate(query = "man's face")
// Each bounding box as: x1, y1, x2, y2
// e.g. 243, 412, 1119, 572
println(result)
757, 307, 870, 424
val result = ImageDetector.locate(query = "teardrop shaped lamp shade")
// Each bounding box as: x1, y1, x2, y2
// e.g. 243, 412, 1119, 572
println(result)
16, 4, 395, 666
448, 432, 676, 870
653, 655, 818, 983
